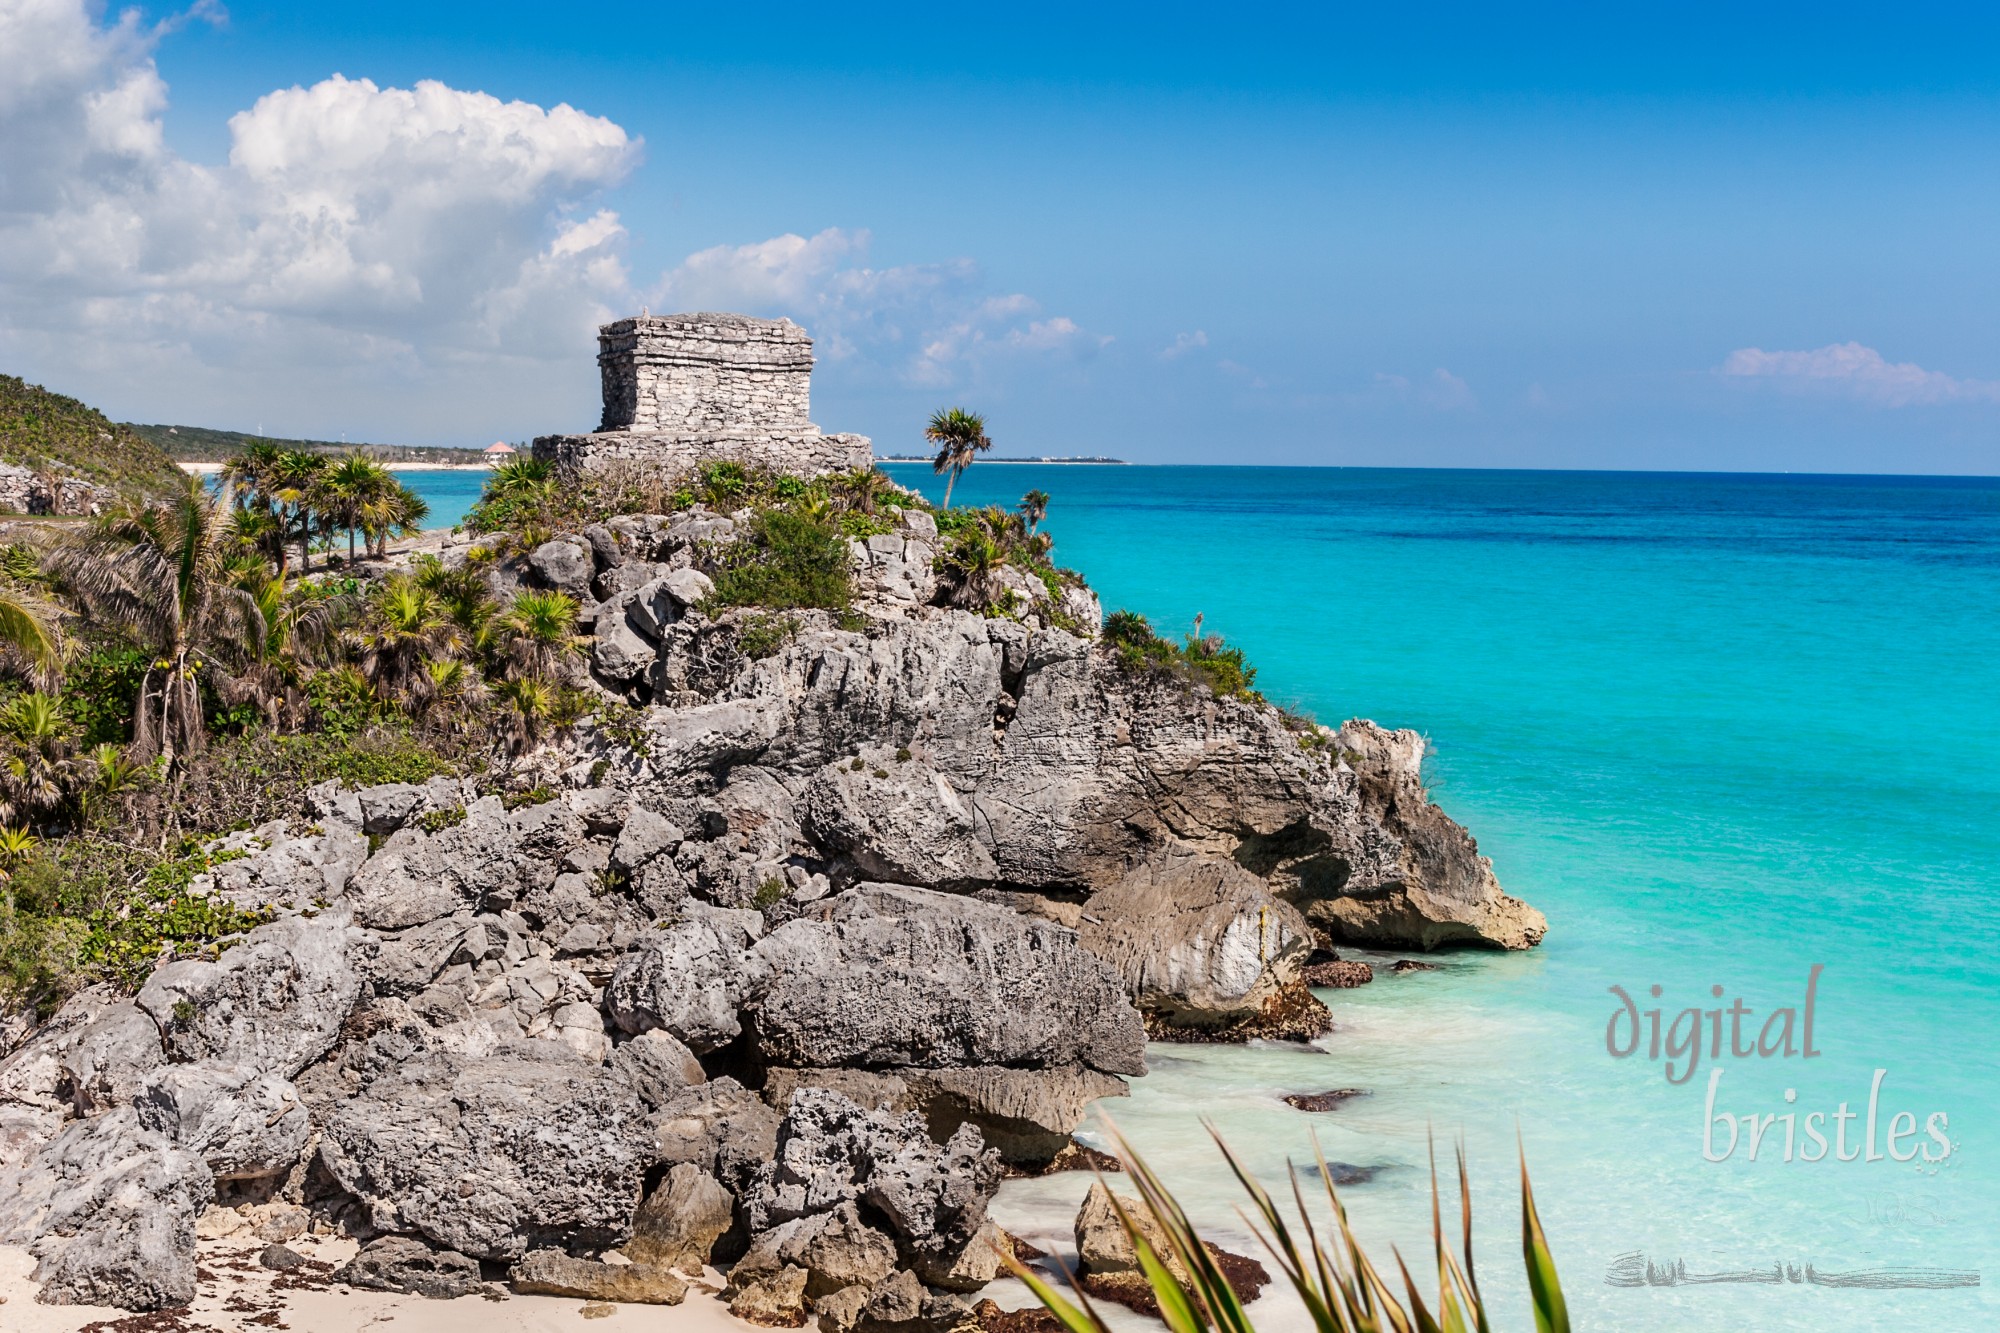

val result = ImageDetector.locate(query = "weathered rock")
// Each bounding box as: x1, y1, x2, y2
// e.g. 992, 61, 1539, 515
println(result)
260, 1242, 307, 1271
55, 1002, 165, 1115
609, 1029, 706, 1110
746, 886, 1145, 1076
510, 1249, 687, 1304
318, 1038, 654, 1261
1389, 959, 1440, 974
734, 1203, 899, 1298
651, 1077, 781, 1195
335, 1234, 485, 1299
612, 805, 685, 874
1074, 1181, 1177, 1280
730, 1262, 810, 1327
605, 919, 744, 1052
798, 755, 998, 888
745, 1090, 1001, 1279
133, 1063, 310, 1181
0, 1107, 213, 1310
1281, 1089, 1367, 1113
1077, 849, 1314, 1028
627, 1162, 734, 1273
136, 913, 360, 1078
530, 538, 596, 600
1312, 722, 1547, 950
1302, 959, 1373, 988
907, 1067, 1127, 1169
346, 797, 584, 928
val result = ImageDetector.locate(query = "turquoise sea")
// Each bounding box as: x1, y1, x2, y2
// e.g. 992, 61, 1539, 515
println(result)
401, 464, 2000, 1330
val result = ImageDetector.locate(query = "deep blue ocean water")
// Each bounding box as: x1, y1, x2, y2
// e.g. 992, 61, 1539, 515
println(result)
402, 464, 2000, 1330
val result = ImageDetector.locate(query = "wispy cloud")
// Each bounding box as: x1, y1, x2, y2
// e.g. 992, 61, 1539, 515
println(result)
652, 228, 1104, 388
1160, 330, 1208, 359
1361, 368, 1475, 411
1719, 342, 2000, 407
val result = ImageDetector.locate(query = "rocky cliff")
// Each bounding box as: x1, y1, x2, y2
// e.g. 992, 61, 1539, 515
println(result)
0, 493, 1542, 1320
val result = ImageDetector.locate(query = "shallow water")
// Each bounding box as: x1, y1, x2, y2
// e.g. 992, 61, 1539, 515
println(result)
402, 463, 2000, 1328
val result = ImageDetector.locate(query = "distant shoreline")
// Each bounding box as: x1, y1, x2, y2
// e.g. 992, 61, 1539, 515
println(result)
876, 456, 1128, 465
180, 461, 492, 474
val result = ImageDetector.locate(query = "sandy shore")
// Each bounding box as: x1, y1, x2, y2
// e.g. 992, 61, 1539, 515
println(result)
0, 1237, 756, 1333
179, 461, 493, 474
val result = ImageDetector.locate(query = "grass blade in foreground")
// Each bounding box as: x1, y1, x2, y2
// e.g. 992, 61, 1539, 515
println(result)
1003, 1128, 1569, 1333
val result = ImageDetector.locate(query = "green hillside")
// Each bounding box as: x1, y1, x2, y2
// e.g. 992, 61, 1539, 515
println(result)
0, 375, 185, 500
128, 422, 489, 466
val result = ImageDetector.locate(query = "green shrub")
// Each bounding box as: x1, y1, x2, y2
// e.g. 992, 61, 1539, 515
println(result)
753, 876, 787, 909
1, 839, 275, 1013
1102, 610, 1260, 701
64, 645, 149, 748
417, 805, 466, 834
709, 510, 852, 612
738, 612, 801, 659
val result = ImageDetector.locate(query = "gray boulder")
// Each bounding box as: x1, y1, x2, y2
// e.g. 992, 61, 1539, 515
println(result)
318, 1038, 654, 1260
733, 1201, 898, 1298
604, 919, 745, 1052
0, 1107, 213, 1310
530, 538, 596, 600
335, 1234, 485, 1299
608, 1028, 706, 1110
134, 1063, 310, 1181
798, 753, 998, 888
744, 1089, 1001, 1279
745, 886, 1145, 1076
56, 1002, 165, 1115
136, 912, 360, 1078
650, 1076, 782, 1195
346, 797, 584, 928
510, 1248, 687, 1304
626, 1162, 734, 1274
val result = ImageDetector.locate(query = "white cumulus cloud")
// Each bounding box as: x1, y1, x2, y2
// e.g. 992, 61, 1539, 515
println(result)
1719, 341, 2000, 407
0, 0, 638, 434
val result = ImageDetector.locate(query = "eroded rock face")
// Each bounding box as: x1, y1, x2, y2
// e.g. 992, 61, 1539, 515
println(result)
136, 913, 361, 1078
1076, 848, 1321, 1032
0, 1107, 214, 1310
335, 1234, 485, 1299
746, 886, 1146, 1076
604, 918, 745, 1051
133, 1063, 310, 1181
317, 1036, 654, 1261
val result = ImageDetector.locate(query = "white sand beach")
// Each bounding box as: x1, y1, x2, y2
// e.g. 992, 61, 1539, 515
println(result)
0, 1237, 758, 1333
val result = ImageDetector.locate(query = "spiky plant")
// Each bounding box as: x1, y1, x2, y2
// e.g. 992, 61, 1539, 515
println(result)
348, 574, 463, 711
499, 590, 585, 683
494, 675, 553, 755
1007, 1128, 1570, 1333
925, 407, 992, 509
938, 526, 1009, 610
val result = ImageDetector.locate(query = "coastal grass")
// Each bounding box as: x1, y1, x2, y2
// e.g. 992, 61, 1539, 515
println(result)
1008, 1127, 1571, 1333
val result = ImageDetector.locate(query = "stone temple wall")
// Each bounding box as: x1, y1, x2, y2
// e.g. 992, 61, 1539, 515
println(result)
536, 311, 871, 479
598, 314, 814, 433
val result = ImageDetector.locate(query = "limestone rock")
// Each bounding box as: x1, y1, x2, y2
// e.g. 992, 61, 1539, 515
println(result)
530, 538, 596, 600
318, 1038, 654, 1261
335, 1234, 485, 1299
55, 1002, 164, 1115
746, 886, 1145, 1076
1074, 1181, 1179, 1282
133, 1063, 310, 1181
510, 1249, 687, 1304
1303, 959, 1373, 988
604, 919, 744, 1052
1077, 849, 1315, 1030
651, 1077, 782, 1195
734, 1203, 898, 1298
798, 755, 998, 888
730, 1262, 810, 1327
907, 1066, 1127, 1169
609, 1028, 706, 1110
627, 1162, 734, 1273
136, 912, 360, 1078
0, 1107, 213, 1310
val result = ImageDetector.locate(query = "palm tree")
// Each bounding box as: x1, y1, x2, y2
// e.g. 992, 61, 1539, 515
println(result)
323, 454, 393, 564
498, 590, 585, 682
925, 407, 992, 509
270, 450, 330, 573
494, 675, 554, 755
70, 743, 150, 831
1017, 489, 1050, 534
0, 586, 63, 691
360, 481, 430, 559
50, 476, 264, 766
938, 526, 1008, 610
838, 467, 895, 516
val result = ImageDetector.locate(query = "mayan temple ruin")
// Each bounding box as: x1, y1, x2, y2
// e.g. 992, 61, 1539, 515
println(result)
532, 312, 873, 478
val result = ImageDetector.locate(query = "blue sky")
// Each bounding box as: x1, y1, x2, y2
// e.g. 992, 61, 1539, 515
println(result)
6, 0, 2000, 471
